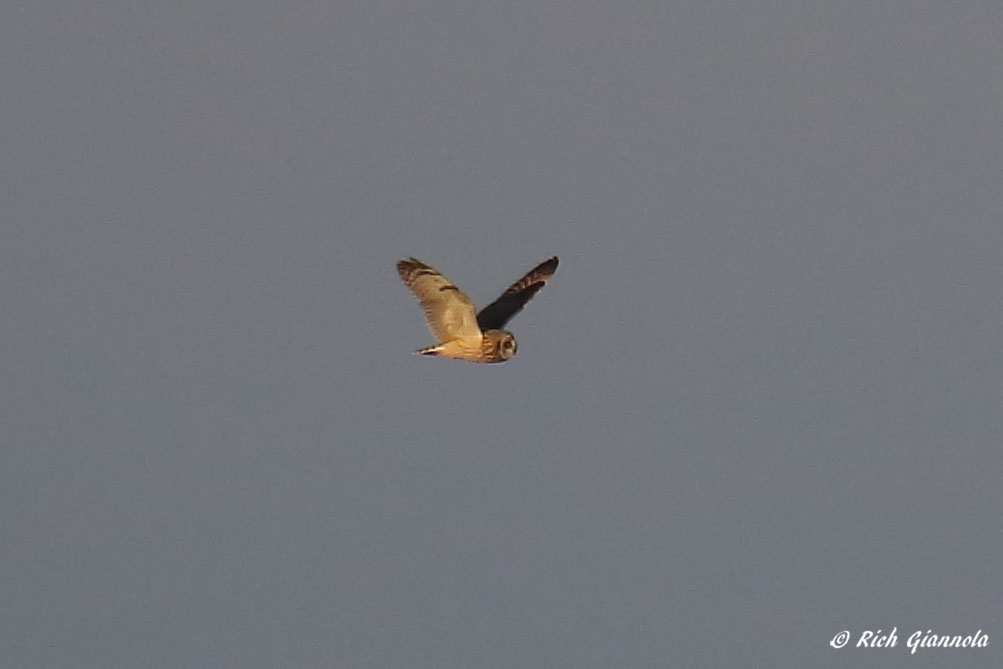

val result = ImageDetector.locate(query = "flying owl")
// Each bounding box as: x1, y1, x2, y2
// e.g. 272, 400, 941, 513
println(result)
396, 256, 559, 363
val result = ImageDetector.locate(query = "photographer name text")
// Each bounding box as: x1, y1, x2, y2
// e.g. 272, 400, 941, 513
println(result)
830, 628, 989, 654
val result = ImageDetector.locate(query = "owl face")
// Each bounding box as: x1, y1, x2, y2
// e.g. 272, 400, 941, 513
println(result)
496, 331, 517, 360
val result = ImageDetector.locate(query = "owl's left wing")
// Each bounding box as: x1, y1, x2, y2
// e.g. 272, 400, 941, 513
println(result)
397, 258, 481, 343
476, 256, 559, 331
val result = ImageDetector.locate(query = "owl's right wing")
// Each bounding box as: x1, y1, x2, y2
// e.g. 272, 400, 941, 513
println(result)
397, 258, 481, 343
476, 256, 559, 331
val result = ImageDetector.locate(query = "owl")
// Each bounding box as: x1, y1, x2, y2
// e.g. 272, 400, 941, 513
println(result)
396, 256, 559, 363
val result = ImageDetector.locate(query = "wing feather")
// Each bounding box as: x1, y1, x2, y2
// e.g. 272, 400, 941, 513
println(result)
476, 256, 559, 331
397, 258, 482, 343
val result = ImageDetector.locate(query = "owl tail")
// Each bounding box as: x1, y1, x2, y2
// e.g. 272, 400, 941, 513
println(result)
413, 345, 442, 356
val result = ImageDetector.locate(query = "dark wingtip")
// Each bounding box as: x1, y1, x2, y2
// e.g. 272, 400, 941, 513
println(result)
532, 256, 558, 275
532, 256, 559, 280
397, 257, 431, 282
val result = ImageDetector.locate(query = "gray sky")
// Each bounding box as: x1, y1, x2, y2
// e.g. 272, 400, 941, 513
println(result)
3, 2, 1001, 667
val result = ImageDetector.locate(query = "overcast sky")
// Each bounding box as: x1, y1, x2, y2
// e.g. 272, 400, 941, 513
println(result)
3, 2, 1001, 667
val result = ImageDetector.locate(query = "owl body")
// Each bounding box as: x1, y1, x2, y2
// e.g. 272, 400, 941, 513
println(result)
397, 257, 557, 364
414, 330, 516, 363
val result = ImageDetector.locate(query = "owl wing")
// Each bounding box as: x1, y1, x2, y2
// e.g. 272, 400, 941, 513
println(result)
397, 258, 482, 343
476, 256, 559, 331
